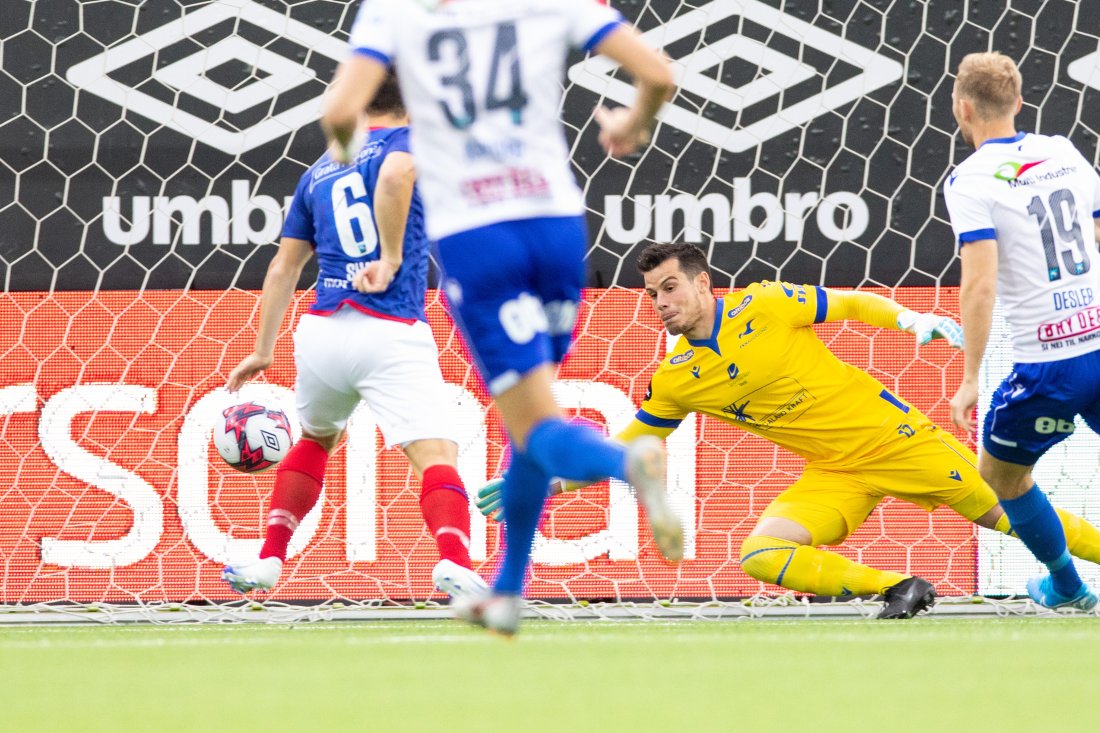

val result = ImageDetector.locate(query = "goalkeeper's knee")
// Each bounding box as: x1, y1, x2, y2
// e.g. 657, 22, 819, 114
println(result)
739, 535, 801, 585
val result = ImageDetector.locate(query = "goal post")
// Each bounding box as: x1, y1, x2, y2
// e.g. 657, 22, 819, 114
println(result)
1, 0, 1099, 615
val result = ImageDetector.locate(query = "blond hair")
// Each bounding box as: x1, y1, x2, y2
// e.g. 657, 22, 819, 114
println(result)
955, 52, 1022, 120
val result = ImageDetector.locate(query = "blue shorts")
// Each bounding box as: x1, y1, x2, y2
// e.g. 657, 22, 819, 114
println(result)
983, 349, 1100, 465
434, 216, 586, 395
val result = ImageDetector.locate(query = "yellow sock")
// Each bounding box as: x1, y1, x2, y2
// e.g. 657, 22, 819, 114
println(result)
740, 535, 907, 596
996, 508, 1100, 565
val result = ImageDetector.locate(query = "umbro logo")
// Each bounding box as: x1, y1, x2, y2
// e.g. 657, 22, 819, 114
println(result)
65, 0, 345, 155
567, 0, 903, 153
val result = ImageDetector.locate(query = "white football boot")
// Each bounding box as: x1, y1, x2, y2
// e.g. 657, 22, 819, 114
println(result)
452, 589, 523, 637
432, 559, 489, 600
222, 556, 283, 593
626, 435, 684, 562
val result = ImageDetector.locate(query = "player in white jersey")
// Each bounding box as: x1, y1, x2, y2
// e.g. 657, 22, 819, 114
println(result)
946, 52, 1100, 610
221, 72, 487, 601
321, 0, 679, 634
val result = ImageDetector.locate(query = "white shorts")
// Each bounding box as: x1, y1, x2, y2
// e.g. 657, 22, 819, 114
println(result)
292, 308, 459, 448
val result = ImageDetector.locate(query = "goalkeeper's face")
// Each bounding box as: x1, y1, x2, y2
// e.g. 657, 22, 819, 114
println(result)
642, 258, 713, 338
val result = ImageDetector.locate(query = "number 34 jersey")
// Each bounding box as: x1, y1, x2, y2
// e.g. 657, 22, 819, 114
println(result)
348, 0, 622, 240
944, 131, 1100, 363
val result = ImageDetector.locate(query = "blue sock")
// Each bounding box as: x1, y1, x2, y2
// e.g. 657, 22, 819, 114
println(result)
493, 448, 551, 595
1001, 484, 1083, 597
524, 418, 627, 483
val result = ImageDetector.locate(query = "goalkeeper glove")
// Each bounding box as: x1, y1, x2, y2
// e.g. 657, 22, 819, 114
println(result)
896, 310, 964, 348
475, 477, 570, 522
476, 477, 504, 523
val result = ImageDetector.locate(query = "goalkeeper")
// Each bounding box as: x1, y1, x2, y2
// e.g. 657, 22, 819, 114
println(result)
478, 242, 1100, 618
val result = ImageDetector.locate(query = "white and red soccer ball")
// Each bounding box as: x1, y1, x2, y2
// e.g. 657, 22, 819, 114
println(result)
214, 401, 294, 473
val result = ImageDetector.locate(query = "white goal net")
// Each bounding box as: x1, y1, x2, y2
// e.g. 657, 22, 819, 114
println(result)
1, 0, 1099, 620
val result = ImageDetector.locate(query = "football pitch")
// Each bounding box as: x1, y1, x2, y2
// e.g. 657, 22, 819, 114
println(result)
1, 617, 1098, 732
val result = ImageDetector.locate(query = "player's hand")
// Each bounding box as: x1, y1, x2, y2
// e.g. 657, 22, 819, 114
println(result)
950, 379, 979, 434
897, 310, 964, 348
226, 353, 273, 393
476, 477, 569, 522
476, 477, 505, 522
595, 106, 651, 158
353, 259, 400, 293
327, 128, 366, 165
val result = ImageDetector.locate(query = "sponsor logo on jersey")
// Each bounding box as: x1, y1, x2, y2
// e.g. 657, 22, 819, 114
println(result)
459, 167, 550, 205
727, 363, 740, 380
691, 366, 701, 379
722, 400, 754, 422
727, 295, 752, 319
65, 0, 344, 156
948, 469, 962, 481
1038, 305, 1100, 343
670, 349, 696, 365
993, 160, 1047, 181
995, 162, 1077, 190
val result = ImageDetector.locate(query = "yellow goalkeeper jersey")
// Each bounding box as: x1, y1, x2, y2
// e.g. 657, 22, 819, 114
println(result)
622, 281, 932, 466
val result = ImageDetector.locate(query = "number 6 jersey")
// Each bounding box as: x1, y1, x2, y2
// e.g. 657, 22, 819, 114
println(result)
944, 131, 1100, 362
283, 126, 429, 322
347, 0, 622, 240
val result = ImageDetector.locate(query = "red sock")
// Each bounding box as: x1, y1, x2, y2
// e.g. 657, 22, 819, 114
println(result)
420, 464, 472, 568
259, 438, 328, 561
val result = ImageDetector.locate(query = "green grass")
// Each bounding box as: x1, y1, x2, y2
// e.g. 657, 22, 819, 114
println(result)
1, 617, 1099, 732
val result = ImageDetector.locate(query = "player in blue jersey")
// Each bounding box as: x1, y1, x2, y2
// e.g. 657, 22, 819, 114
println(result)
222, 71, 487, 600
947, 52, 1100, 610
320, 0, 681, 634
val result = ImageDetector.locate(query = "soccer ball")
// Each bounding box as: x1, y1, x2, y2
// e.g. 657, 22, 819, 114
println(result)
214, 401, 294, 473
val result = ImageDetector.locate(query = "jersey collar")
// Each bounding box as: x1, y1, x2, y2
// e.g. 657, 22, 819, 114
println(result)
979, 131, 1027, 147
685, 299, 723, 356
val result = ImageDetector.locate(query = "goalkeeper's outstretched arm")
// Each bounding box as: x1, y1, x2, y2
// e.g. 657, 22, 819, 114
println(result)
823, 288, 964, 348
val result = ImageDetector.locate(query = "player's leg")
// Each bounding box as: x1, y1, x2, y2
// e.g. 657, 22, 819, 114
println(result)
223, 315, 358, 593
979, 362, 1095, 609
436, 217, 678, 620
739, 469, 915, 601
357, 317, 487, 598
936, 432, 1100, 569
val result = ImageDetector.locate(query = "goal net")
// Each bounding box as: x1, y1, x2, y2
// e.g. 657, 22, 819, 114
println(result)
1, 0, 1099, 619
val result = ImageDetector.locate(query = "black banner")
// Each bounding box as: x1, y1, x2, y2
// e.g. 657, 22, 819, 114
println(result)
2, 0, 1098, 291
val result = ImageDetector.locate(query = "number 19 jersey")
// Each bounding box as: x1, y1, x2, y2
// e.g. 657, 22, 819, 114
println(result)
347, 0, 622, 240
944, 131, 1100, 362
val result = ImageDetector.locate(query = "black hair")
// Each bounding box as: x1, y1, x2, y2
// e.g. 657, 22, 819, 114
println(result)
367, 68, 405, 117
636, 242, 711, 280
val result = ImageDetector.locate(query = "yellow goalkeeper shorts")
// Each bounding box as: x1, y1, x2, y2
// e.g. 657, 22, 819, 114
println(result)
759, 424, 997, 546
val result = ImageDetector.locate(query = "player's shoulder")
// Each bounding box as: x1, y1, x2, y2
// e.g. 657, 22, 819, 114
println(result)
739, 279, 808, 305
654, 335, 697, 381
943, 149, 992, 197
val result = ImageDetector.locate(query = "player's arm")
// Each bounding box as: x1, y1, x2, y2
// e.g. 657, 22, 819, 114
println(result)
476, 417, 676, 521
226, 237, 314, 392
321, 57, 388, 164
353, 151, 416, 293
821, 288, 963, 347
591, 26, 676, 158
950, 239, 998, 432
